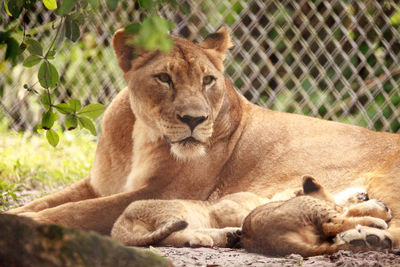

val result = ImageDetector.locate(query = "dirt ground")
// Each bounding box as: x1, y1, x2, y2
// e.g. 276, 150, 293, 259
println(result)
155, 246, 400, 267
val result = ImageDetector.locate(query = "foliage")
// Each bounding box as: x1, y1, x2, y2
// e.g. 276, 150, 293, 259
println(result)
0, 117, 96, 210
0, 181, 21, 210
1, 0, 176, 146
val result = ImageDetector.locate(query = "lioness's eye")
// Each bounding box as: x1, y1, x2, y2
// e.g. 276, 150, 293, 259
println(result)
155, 73, 172, 84
203, 75, 215, 86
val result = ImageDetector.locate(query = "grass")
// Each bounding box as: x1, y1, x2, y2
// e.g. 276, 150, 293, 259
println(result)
0, 119, 97, 210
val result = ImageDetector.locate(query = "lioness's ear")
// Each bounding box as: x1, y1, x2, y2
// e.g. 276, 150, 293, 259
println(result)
302, 176, 322, 194
200, 27, 233, 56
112, 29, 135, 72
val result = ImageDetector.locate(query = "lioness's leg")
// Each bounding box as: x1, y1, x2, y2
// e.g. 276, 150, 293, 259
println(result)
6, 177, 96, 214
15, 186, 158, 235
335, 225, 393, 250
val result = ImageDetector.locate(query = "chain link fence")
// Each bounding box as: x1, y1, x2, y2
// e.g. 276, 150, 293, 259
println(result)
1, 0, 400, 132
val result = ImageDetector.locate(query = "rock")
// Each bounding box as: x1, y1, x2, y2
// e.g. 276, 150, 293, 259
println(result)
0, 214, 172, 267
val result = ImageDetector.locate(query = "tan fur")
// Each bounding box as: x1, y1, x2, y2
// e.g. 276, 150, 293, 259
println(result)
111, 192, 266, 247
7, 27, 400, 253
241, 176, 393, 257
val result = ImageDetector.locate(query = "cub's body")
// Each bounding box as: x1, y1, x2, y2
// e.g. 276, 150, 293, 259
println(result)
241, 177, 392, 257
111, 192, 266, 247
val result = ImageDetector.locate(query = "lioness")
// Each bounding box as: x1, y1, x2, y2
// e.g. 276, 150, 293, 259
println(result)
111, 192, 266, 247
241, 176, 392, 257
8, 27, 400, 252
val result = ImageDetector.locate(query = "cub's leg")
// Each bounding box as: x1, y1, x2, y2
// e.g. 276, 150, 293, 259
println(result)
322, 215, 388, 237
192, 227, 242, 247
161, 229, 215, 247
344, 199, 392, 222
6, 177, 96, 214
161, 227, 241, 248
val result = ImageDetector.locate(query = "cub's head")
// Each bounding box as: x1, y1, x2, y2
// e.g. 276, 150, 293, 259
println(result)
302, 176, 368, 207
112, 27, 233, 160
302, 176, 336, 203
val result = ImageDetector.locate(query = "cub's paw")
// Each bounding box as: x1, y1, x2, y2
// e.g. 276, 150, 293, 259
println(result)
363, 217, 388, 230
346, 199, 392, 222
184, 233, 214, 248
371, 199, 392, 222
226, 229, 242, 248
335, 225, 393, 251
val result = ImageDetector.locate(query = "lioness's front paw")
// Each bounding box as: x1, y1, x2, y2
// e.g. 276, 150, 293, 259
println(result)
335, 225, 393, 250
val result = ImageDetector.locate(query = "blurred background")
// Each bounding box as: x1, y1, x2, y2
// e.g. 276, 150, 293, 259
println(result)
1, 0, 400, 133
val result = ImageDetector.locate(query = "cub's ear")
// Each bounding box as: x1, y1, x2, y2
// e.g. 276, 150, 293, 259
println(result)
200, 27, 233, 56
302, 176, 322, 194
112, 29, 136, 72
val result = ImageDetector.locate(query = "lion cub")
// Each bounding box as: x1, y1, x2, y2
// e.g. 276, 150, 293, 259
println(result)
241, 176, 392, 257
111, 192, 267, 247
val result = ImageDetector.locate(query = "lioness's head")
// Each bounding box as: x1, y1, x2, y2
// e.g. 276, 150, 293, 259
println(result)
112, 27, 233, 160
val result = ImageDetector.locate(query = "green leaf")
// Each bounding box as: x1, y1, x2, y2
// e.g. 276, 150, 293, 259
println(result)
390, 9, 400, 26
87, 0, 99, 9
69, 99, 81, 112
78, 103, 106, 118
41, 110, 58, 129
56, 0, 77, 15
137, 0, 158, 11
4, 36, 20, 62
46, 129, 59, 147
48, 50, 56, 57
40, 93, 54, 109
70, 12, 84, 24
105, 0, 118, 10
6, 0, 23, 17
55, 103, 74, 114
78, 116, 97, 136
23, 55, 42, 67
3, 0, 12, 16
133, 16, 175, 52
42, 0, 57, 10
25, 38, 43, 56
38, 61, 59, 88
65, 115, 78, 130
65, 16, 80, 42
125, 23, 141, 34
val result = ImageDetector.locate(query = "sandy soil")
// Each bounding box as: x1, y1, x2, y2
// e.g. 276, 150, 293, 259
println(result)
155, 247, 400, 267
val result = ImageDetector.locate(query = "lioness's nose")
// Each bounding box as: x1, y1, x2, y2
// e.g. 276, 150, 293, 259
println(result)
177, 114, 207, 131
